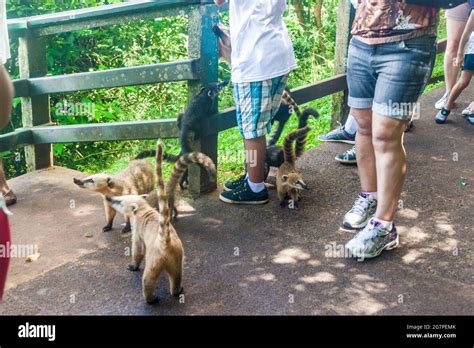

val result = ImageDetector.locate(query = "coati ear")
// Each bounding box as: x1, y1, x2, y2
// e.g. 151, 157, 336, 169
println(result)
131, 203, 139, 214
140, 194, 149, 200
282, 175, 289, 182
207, 90, 215, 98
107, 177, 114, 188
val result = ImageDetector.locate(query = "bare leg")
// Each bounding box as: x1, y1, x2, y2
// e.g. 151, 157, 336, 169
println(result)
0, 65, 15, 205
444, 71, 474, 110
352, 108, 377, 192
372, 114, 407, 221
245, 136, 266, 183
0, 65, 13, 129
444, 18, 467, 93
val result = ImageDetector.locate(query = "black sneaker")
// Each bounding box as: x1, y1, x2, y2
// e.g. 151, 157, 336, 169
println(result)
220, 180, 269, 205
223, 173, 247, 192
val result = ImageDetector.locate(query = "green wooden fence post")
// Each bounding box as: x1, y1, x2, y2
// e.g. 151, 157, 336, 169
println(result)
332, 0, 354, 127
18, 31, 52, 171
187, 3, 219, 195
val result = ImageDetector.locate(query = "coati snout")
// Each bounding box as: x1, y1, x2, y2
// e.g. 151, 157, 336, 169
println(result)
73, 174, 113, 190
282, 174, 308, 190
105, 195, 149, 216
203, 80, 229, 100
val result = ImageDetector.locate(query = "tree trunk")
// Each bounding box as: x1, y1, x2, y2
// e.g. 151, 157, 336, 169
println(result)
313, 0, 323, 29
293, 0, 306, 27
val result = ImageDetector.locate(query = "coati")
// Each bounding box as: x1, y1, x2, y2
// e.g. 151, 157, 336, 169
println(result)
276, 126, 311, 209
106, 143, 216, 304
73, 159, 154, 233
265, 92, 320, 173
135, 81, 228, 189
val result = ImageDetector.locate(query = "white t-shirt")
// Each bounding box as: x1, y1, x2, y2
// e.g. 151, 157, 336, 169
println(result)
229, 0, 297, 83
467, 32, 474, 55
0, 0, 10, 65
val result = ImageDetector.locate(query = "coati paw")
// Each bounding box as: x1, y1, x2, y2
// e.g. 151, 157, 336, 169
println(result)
121, 225, 131, 234
146, 296, 160, 305
127, 264, 140, 272
102, 225, 112, 232
173, 287, 184, 297
280, 201, 286, 207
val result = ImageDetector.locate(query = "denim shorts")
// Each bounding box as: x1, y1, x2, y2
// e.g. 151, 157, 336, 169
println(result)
234, 75, 288, 140
347, 36, 437, 120
464, 54, 474, 71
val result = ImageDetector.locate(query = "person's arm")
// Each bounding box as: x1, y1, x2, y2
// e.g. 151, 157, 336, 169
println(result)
455, 10, 474, 68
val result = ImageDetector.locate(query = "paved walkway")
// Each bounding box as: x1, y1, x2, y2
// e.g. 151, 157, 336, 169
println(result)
1, 85, 473, 315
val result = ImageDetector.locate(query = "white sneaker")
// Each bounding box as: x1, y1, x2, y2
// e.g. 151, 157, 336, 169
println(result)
462, 104, 473, 116
435, 92, 449, 110
343, 193, 377, 230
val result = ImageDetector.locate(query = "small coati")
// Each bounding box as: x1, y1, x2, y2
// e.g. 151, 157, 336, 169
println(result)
277, 126, 311, 209
136, 81, 228, 189
106, 143, 216, 304
73, 159, 154, 233
268, 87, 320, 147
265, 92, 320, 175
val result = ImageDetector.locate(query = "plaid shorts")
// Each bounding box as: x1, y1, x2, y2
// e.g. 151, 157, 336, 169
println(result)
233, 75, 288, 140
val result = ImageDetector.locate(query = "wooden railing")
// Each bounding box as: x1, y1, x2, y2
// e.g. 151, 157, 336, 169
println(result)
0, 0, 447, 195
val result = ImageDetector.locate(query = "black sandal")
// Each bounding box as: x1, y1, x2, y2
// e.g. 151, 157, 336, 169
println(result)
2, 189, 17, 207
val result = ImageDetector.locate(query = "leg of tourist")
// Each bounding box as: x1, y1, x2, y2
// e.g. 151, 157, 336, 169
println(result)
436, 4, 470, 109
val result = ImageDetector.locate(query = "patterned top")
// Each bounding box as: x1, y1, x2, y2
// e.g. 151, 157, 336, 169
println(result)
351, 0, 439, 44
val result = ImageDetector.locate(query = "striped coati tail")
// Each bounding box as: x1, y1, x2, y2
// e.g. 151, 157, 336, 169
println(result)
155, 141, 171, 239
283, 126, 311, 165
135, 150, 156, 160
281, 89, 301, 117
166, 152, 217, 213
295, 108, 320, 158
135, 149, 180, 163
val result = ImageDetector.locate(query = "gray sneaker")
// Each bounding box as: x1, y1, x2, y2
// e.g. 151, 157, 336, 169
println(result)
345, 218, 399, 260
343, 193, 377, 229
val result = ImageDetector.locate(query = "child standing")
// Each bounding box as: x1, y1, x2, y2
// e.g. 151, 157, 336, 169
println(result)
435, 0, 474, 125
217, 0, 297, 204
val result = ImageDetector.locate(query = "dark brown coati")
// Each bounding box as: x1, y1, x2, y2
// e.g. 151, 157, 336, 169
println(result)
135, 81, 228, 189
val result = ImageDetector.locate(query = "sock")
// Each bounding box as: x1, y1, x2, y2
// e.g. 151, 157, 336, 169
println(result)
361, 191, 377, 200
344, 114, 358, 136
441, 107, 451, 116
373, 217, 393, 230
247, 178, 265, 193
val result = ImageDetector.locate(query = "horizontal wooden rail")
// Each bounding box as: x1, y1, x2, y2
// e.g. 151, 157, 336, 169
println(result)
8, 0, 214, 37
13, 59, 200, 97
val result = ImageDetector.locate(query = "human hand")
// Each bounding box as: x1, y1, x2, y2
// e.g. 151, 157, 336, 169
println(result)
453, 53, 464, 68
